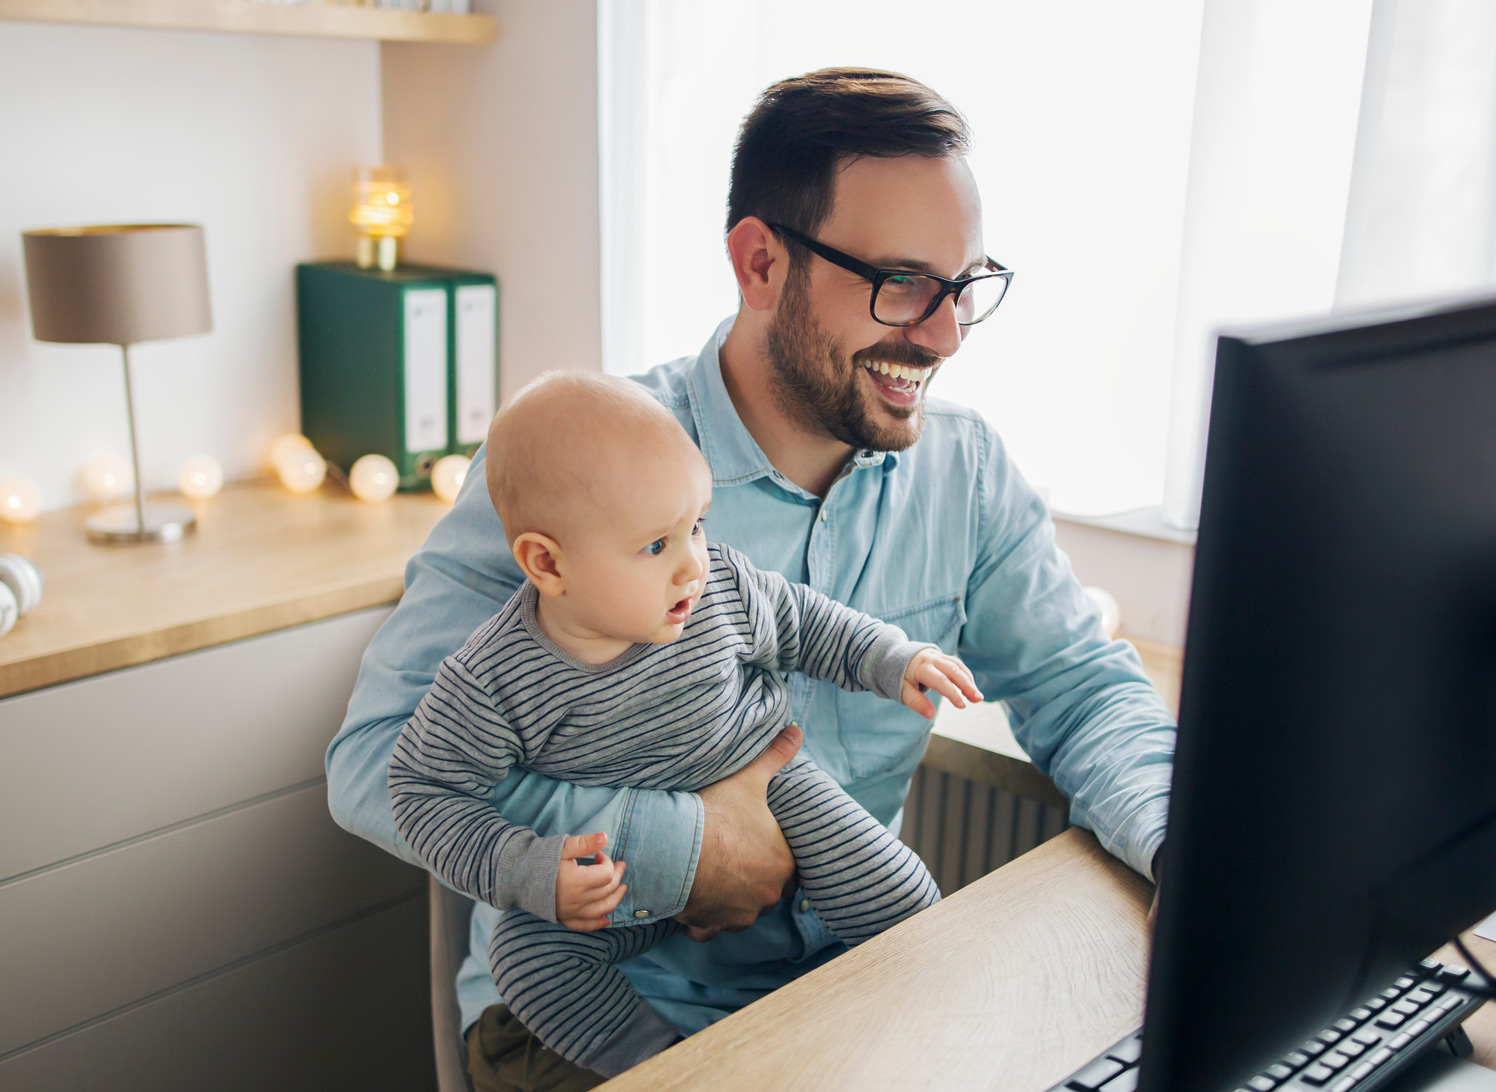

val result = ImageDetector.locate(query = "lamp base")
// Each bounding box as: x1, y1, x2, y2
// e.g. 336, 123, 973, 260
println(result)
86, 503, 196, 545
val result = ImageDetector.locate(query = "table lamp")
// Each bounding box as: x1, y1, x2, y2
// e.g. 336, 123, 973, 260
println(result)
22, 223, 212, 544
350, 166, 413, 272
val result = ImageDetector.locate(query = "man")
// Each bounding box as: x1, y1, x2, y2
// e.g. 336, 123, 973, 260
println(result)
327, 68, 1176, 1091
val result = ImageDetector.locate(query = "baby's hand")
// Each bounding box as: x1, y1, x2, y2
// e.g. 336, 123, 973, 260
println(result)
556, 832, 628, 931
901, 648, 983, 719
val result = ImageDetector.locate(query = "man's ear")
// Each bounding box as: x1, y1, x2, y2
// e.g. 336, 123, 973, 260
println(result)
511, 532, 565, 597
726, 217, 785, 312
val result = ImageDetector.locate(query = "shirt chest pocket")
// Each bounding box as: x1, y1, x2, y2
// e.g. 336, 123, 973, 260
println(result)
835, 593, 967, 781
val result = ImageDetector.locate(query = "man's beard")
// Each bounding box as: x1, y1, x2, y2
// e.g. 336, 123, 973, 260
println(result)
763, 268, 941, 453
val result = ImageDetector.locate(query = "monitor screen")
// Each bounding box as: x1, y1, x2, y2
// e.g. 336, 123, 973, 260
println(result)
1137, 295, 1496, 1092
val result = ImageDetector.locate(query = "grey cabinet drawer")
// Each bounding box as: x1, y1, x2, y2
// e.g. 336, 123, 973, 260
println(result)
0, 894, 434, 1092
0, 781, 421, 1055
0, 606, 392, 881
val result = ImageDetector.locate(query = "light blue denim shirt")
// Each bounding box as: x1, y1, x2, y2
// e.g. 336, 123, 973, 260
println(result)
327, 317, 1176, 1037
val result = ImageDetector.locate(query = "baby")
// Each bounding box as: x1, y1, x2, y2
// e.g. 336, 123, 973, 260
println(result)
389, 372, 982, 1077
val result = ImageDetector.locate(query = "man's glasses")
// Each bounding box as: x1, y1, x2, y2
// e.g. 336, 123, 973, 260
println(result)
770, 223, 1013, 328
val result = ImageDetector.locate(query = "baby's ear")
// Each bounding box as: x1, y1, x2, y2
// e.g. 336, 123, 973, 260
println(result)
512, 532, 565, 596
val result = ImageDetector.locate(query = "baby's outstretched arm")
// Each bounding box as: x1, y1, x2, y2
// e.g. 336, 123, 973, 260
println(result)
901, 647, 983, 718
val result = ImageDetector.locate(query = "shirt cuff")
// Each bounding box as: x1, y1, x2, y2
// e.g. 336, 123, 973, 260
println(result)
607, 786, 704, 926
869, 636, 935, 701
495, 831, 568, 921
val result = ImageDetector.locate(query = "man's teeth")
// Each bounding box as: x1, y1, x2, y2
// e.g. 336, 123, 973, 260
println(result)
863, 361, 928, 381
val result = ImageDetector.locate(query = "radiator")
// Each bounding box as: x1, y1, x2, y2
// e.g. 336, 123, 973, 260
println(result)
902, 765, 1070, 897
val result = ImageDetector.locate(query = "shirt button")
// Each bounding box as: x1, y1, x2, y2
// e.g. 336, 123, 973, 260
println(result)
818, 509, 828, 522
633, 909, 651, 919
799, 898, 811, 913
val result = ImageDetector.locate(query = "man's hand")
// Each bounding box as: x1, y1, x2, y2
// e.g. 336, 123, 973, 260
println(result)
556, 832, 628, 931
677, 724, 803, 941
901, 648, 983, 718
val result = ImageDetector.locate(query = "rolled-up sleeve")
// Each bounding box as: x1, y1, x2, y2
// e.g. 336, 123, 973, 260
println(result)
957, 427, 1175, 882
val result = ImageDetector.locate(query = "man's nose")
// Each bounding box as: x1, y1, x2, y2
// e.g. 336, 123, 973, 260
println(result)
906, 293, 963, 359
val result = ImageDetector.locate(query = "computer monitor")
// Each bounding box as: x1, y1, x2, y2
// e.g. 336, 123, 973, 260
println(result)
1137, 295, 1496, 1092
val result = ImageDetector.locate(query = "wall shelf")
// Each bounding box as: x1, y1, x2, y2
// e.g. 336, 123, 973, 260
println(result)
0, 0, 496, 43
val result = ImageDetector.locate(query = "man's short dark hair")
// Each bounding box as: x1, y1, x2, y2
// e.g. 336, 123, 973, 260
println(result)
726, 68, 971, 242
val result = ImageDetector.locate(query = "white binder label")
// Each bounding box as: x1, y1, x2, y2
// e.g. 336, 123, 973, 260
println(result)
404, 288, 449, 453
455, 284, 498, 445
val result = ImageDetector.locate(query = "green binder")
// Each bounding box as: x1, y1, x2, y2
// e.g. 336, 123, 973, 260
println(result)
295, 261, 499, 490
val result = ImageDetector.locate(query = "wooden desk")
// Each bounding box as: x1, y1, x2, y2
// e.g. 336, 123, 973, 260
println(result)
600, 830, 1496, 1091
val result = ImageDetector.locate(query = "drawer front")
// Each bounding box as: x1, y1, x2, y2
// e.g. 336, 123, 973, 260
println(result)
0, 781, 421, 1055
0, 606, 391, 881
0, 894, 434, 1092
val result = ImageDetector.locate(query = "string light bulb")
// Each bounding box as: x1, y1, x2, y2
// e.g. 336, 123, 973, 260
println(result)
349, 454, 398, 502
0, 476, 43, 524
267, 433, 315, 470
80, 453, 133, 503
431, 454, 470, 504
1083, 586, 1122, 639
177, 454, 224, 501
276, 447, 327, 495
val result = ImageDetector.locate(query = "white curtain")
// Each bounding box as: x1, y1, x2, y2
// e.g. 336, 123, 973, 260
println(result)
598, 0, 1496, 525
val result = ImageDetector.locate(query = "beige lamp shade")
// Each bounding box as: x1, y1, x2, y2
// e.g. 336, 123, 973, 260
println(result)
22, 223, 211, 346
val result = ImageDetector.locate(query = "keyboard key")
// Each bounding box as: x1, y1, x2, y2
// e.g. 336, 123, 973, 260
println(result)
1107, 1037, 1144, 1065
1322, 1052, 1351, 1071
1267, 1064, 1295, 1080
1350, 1007, 1373, 1021
1334, 1018, 1359, 1033
1392, 1000, 1420, 1016
1302, 1064, 1336, 1086
1330, 1080, 1357, 1092
1352, 1030, 1382, 1048
1437, 995, 1463, 1013
1389, 1032, 1414, 1050
1319, 1029, 1344, 1045
1350, 1061, 1375, 1082
1375, 1012, 1407, 1029
1097, 1066, 1139, 1092
1419, 958, 1442, 974
1301, 1040, 1329, 1057
1247, 1076, 1276, 1092
1405, 1019, 1431, 1038
1284, 1052, 1312, 1070
1381, 988, 1401, 1001
1366, 997, 1388, 1011
1438, 966, 1470, 983
1367, 1047, 1393, 1068
1395, 976, 1417, 989
1407, 989, 1435, 1005
1066, 1055, 1125, 1090
1338, 1040, 1366, 1059
1423, 980, 1447, 996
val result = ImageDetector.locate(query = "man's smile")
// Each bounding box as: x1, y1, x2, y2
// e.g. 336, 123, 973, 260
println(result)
860, 359, 934, 404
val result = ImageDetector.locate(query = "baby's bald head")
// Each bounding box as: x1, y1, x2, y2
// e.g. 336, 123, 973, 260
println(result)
486, 372, 705, 547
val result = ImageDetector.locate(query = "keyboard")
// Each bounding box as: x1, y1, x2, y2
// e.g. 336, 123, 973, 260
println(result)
1046, 958, 1487, 1092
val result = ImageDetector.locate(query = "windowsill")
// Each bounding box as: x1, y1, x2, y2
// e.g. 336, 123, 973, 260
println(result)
1051, 505, 1197, 546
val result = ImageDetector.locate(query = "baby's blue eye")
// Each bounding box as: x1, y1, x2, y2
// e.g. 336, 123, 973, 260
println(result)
692, 519, 705, 537
643, 538, 666, 556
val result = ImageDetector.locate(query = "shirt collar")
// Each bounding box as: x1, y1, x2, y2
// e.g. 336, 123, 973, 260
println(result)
686, 316, 902, 491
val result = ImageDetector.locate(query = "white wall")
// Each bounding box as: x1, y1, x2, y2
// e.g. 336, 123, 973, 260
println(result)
0, 22, 382, 511
380, 0, 602, 398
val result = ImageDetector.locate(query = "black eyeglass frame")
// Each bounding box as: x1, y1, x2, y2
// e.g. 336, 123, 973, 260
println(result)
769, 222, 1013, 327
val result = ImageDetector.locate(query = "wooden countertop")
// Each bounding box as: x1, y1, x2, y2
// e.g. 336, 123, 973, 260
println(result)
600, 828, 1496, 1091
0, 478, 450, 698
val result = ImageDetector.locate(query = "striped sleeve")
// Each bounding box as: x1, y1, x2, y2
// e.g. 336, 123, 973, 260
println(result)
388, 656, 566, 922
717, 544, 929, 701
